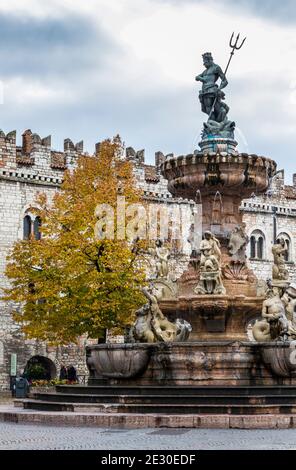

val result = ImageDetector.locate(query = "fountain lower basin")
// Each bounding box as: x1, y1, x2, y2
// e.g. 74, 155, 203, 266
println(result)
86, 341, 296, 386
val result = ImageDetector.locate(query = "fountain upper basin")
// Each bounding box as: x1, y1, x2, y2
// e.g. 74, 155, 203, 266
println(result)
161, 152, 276, 200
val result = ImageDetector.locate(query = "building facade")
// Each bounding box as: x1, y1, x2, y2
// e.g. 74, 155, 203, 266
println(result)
0, 129, 295, 389
243, 169, 296, 282
0, 130, 88, 389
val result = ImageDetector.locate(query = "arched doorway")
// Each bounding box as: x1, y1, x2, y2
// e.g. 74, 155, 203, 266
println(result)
24, 356, 56, 381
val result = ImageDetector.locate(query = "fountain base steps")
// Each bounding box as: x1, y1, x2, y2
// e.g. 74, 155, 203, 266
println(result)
14, 385, 296, 417
1, 405, 296, 429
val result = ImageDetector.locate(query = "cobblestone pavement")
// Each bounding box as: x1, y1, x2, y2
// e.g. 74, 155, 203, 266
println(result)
0, 423, 296, 450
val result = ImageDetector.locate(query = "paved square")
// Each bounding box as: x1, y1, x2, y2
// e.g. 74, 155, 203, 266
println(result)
0, 423, 296, 450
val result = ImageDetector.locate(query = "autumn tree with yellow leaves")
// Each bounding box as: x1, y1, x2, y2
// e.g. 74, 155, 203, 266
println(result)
4, 136, 146, 344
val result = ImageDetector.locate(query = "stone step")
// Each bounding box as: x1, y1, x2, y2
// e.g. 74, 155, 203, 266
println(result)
55, 385, 296, 396
32, 392, 296, 406
22, 399, 296, 415
2, 405, 296, 429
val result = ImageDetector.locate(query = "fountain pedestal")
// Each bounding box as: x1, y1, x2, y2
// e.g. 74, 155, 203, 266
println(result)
198, 136, 238, 155
86, 147, 288, 386
160, 149, 276, 341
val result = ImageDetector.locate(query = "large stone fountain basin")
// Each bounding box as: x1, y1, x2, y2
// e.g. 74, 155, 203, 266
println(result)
86, 343, 152, 379
86, 341, 296, 386
161, 152, 276, 199
261, 342, 296, 378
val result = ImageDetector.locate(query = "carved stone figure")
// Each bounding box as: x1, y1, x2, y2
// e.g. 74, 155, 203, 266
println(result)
195, 52, 235, 139
195, 231, 226, 295
187, 223, 199, 257
130, 286, 192, 343
262, 288, 289, 336
223, 223, 254, 280
252, 319, 272, 342
195, 52, 228, 121
174, 318, 192, 342
201, 231, 221, 262
281, 287, 296, 337
281, 292, 296, 322
148, 241, 178, 300
203, 117, 235, 139
228, 224, 249, 263
130, 303, 155, 343
252, 285, 293, 342
272, 238, 289, 281
187, 223, 202, 270
154, 239, 170, 279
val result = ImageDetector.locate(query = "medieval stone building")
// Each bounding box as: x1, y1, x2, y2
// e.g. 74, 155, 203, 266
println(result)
0, 129, 295, 389
243, 169, 296, 281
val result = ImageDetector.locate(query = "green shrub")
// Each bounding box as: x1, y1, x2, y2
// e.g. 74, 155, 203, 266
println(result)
25, 363, 47, 380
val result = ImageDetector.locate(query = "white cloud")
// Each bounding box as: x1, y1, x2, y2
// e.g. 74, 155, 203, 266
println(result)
3, 78, 73, 105
0, 0, 66, 18
0, 0, 295, 180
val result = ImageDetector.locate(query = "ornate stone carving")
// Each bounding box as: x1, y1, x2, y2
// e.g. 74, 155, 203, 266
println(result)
130, 286, 192, 343
261, 344, 296, 377
149, 240, 177, 300
195, 231, 226, 295
86, 344, 151, 379
252, 283, 296, 342
228, 224, 248, 263
282, 283, 296, 322
252, 284, 296, 377
151, 278, 177, 300
223, 224, 254, 282
149, 239, 177, 300
272, 238, 289, 281
153, 239, 170, 279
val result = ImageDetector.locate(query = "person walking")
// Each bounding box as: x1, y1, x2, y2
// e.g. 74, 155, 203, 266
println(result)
67, 365, 78, 383
59, 364, 68, 380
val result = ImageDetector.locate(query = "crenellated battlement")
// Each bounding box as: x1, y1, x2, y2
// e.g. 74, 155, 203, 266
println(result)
0, 129, 176, 192
0, 129, 17, 141
0, 129, 85, 178
124, 146, 169, 174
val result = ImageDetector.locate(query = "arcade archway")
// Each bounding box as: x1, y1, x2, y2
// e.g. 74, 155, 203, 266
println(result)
24, 355, 56, 381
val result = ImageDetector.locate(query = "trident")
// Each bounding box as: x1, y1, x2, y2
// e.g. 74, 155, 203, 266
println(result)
208, 32, 246, 120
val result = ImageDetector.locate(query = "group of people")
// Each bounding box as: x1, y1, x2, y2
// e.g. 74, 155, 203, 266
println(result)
59, 364, 78, 383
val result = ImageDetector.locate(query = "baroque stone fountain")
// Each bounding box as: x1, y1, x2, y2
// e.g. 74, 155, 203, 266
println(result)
86, 48, 296, 387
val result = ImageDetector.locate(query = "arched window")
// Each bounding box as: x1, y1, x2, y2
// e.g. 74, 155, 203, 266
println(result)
23, 212, 42, 241
250, 236, 256, 259
249, 230, 265, 260
257, 236, 264, 259
23, 215, 32, 239
277, 233, 292, 262
34, 216, 42, 241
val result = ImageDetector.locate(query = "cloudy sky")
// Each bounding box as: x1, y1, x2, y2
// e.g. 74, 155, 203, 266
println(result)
1, 0, 296, 181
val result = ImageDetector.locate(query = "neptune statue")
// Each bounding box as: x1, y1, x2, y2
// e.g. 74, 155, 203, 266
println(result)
195, 52, 235, 139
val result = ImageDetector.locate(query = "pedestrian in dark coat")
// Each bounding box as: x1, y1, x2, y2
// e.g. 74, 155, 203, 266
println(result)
67, 365, 78, 383
59, 364, 68, 380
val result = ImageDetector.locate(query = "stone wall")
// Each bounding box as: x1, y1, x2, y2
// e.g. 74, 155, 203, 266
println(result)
0, 130, 85, 389
0, 134, 195, 389
241, 169, 296, 284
